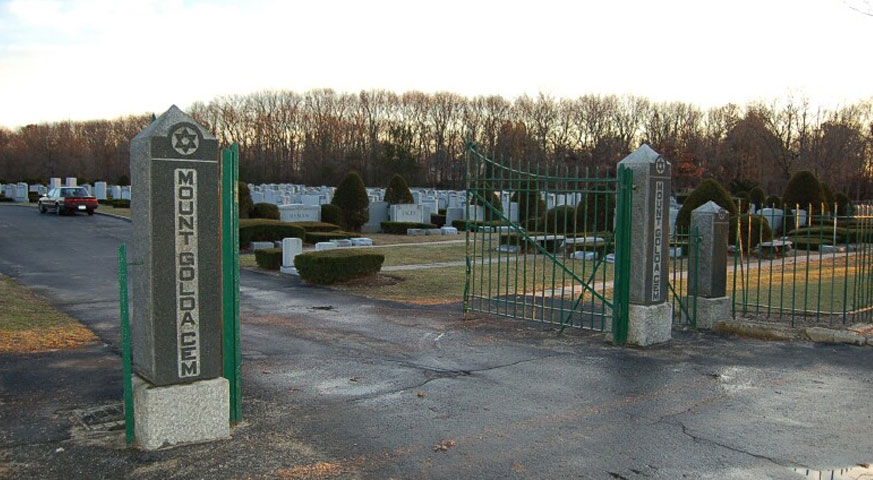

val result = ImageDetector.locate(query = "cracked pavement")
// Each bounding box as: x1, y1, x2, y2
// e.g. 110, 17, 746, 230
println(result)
1, 206, 873, 479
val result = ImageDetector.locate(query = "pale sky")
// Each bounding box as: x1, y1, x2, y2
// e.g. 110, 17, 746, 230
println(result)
1, 0, 871, 129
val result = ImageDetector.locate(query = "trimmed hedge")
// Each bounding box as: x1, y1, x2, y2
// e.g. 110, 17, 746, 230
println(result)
577, 188, 615, 232
381, 221, 437, 234
111, 199, 130, 208
320, 203, 345, 228
510, 180, 545, 221
294, 249, 385, 284
451, 219, 509, 231
834, 192, 852, 216
729, 214, 773, 250
430, 214, 446, 227
677, 179, 737, 229
0, 196, 13, 203
288, 221, 342, 232
251, 202, 280, 220
254, 248, 282, 270
239, 219, 305, 248
304, 231, 359, 244
28, 192, 40, 203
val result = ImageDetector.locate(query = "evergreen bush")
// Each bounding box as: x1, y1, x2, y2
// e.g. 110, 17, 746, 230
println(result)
332, 171, 369, 231
764, 195, 782, 209
384, 174, 414, 205
510, 180, 545, 221
286, 221, 341, 232
576, 187, 615, 232
677, 179, 737, 229
303, 231, 359, 244
380, 221, 437, 234
320, 204, 345, 228
238, 182, 253, 219
749, 187, 765, 209
729, 214, 773, 250
430, 214, 446, 226
254, 248, 282, 270
239, 219, 305, 248
251, 202, 280, 220
834, 192, 852, 216
294, 250, 385, 284
540, 206, 577, 234
782, 170, 824, 212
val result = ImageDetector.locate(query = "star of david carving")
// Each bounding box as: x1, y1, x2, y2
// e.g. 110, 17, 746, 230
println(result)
655, 157, 666, 174
172, 126, 200, 155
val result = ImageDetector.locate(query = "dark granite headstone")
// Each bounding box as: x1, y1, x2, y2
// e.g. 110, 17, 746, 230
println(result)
130, 106, 221, 386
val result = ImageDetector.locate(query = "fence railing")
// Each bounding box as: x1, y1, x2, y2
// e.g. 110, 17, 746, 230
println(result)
731, 203, 873, 327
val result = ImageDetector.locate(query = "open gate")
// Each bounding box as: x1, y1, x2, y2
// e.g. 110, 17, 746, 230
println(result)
463, 144, 633, 343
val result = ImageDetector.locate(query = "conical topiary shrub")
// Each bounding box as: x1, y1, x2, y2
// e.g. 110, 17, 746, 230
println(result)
332, 171, 369, 231
676, 179, 738, 230
384, 174, 414, 205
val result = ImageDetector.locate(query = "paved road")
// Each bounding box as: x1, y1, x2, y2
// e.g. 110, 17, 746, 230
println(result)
1, 204, 873, 480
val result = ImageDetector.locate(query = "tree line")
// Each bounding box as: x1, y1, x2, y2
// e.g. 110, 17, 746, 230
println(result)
1, 90, 871, 199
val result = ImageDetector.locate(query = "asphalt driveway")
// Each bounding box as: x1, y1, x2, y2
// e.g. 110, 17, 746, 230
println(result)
1, 205, 871, 480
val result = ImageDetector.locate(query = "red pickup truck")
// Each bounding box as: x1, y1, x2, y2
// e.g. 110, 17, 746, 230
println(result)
38, 187, 99, 215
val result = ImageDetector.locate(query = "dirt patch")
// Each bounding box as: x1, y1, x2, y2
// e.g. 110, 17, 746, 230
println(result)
336, 274, 404, 288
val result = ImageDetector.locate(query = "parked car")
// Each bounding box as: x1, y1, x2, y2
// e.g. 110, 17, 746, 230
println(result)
38, 187, 98, 215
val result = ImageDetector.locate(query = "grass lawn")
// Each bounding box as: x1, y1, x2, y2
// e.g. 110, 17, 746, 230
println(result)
0, 275, 97, 352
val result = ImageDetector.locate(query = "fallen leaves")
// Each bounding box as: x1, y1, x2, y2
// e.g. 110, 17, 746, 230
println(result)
0, 325, 96, 353
432, 439, 456, 452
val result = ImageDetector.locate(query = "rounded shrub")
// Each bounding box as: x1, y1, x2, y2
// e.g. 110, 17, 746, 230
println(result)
510, 180, 545, 221
820, 182, 834, 207
541, 206, 577, 234
782, 170, 823, 212
384, 174, 414, 205
254, 248, 282, 270
238, 181, 253, 219
735, 191, 750, 212
834, 192, 853, 216
320, 203, 345, 228
332, 171, 369, 231
251, 202, 279, 220
764, 195, 782, 209
576, 188, 615, 232
294, 250, 385, 284
238, 219, 305, 248
729, 214, 773, 250
380, 221, 437, 234
749, 187, 765, 210
677, 179, 738, 229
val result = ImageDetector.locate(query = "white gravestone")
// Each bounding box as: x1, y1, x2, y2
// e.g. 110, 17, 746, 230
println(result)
363, 202, 389, 233
49, 178, 62, 189
65, 177, 77, 187
14, 183, 28, 202
280, 237, 302, 275
94, 182, 108, 200
279, 204, 321, 223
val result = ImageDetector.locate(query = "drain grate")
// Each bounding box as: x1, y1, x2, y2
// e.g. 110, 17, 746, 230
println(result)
72, 403, 125, 431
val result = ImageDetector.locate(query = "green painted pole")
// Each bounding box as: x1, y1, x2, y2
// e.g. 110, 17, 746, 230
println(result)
118, 244, 134, 446
221, 143, 242, 423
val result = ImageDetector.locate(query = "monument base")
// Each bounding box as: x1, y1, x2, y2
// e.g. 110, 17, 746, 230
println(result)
133, 375, 230, 450
626, 302, 672, 346
685, 296, 731, 329
279, 266, 298, 275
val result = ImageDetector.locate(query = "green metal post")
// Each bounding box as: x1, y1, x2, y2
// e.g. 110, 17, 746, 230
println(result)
221, 143, 242, 423
612, 166, 632, 345
118, 244, 134, 446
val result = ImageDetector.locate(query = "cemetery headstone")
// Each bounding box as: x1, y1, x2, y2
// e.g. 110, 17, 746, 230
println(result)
279, 204, 320, 223
94, 182, 108, 200
362, 201, 389, 233
280, 237, 302, 275
13, 183, 28, 202
50, 178, 62, 189
65, 177, 77, 187
391, 204, 425, 223
129, 105, 228, 449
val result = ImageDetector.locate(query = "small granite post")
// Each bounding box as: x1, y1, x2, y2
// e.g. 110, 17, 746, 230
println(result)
130, 105, 229, 449
618, 145, 672, 346
688, 201, 731, 328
